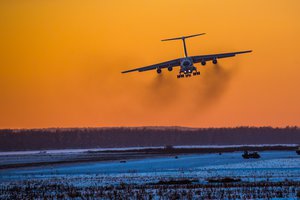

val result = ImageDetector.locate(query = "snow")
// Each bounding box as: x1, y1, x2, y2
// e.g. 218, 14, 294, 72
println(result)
1, 150, 300, 183
1, 150, 300, 199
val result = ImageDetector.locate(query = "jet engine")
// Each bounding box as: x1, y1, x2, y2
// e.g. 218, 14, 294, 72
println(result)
212, 58, 217, 64
156, 68, 162, 74
201, 60, 206, 66
168, 66, 173, 71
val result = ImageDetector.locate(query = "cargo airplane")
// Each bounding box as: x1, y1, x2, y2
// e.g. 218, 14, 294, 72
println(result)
122, 33, 252, 78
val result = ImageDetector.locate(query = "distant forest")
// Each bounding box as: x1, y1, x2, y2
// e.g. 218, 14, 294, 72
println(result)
0, 126, 299, 151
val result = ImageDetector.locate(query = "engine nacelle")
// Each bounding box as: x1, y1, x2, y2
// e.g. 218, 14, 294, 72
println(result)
167, 66, 173, 71
156, 68, 162, 74
201, 60, 206, 66
212, 58, 217, 64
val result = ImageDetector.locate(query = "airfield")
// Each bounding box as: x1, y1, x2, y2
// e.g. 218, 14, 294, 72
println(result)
1, 146, 300, 199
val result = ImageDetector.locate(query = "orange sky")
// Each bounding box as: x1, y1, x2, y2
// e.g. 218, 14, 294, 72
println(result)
0, 0, 300, 129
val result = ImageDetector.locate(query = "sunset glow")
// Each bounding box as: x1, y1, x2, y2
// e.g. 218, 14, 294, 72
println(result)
0, 0, 300, 128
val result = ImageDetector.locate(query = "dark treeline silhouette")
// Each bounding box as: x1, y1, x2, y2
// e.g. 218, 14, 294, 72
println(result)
0, 126, 299, 151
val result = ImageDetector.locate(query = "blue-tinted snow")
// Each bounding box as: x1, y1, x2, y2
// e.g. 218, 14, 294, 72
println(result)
1, 150, 299, 185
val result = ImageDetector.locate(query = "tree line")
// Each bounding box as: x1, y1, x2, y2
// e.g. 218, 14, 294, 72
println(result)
0, 126, 299, 151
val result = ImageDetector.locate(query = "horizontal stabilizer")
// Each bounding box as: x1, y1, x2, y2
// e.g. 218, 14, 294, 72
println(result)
161, 33, 205, 42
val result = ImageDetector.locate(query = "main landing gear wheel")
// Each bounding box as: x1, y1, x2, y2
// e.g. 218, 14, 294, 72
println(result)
177, 74, 185, 78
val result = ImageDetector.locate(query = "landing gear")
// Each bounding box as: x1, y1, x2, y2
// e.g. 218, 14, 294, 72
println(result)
177, 74, 185, 79
193, 71, 200, 76
177, 71, 200, 78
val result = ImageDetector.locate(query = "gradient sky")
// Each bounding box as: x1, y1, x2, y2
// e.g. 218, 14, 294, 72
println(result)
0, 0, 300, 128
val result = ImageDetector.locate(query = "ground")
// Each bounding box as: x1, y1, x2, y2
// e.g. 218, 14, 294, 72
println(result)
0, 147, 300, 199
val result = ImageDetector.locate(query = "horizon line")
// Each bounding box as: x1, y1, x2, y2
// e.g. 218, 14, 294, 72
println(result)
0, 125, 299, 131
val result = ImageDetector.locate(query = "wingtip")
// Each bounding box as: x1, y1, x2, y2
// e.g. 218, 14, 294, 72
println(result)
121, 68, 138, 74
242, 50, 253, 54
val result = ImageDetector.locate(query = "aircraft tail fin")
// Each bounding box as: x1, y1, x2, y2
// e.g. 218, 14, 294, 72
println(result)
161, 33, 205, 42
161, 33, 205, 57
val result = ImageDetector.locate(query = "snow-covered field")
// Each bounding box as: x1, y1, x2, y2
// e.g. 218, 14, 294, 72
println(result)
1, 150, 300, 183
0, 150, 300, 199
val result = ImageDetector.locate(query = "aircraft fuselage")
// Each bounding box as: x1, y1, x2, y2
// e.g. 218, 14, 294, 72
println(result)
180, 57, 195, 74
177, 57, 200, 78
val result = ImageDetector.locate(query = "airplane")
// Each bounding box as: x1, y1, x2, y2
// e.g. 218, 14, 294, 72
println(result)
121, 33, 252, 78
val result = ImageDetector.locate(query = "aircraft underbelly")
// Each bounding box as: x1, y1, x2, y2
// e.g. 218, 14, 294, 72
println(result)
180, 63, 194, 73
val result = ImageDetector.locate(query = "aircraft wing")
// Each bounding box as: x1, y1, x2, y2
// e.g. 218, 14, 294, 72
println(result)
122, 58, 181, 73
191, 50, 252, 63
